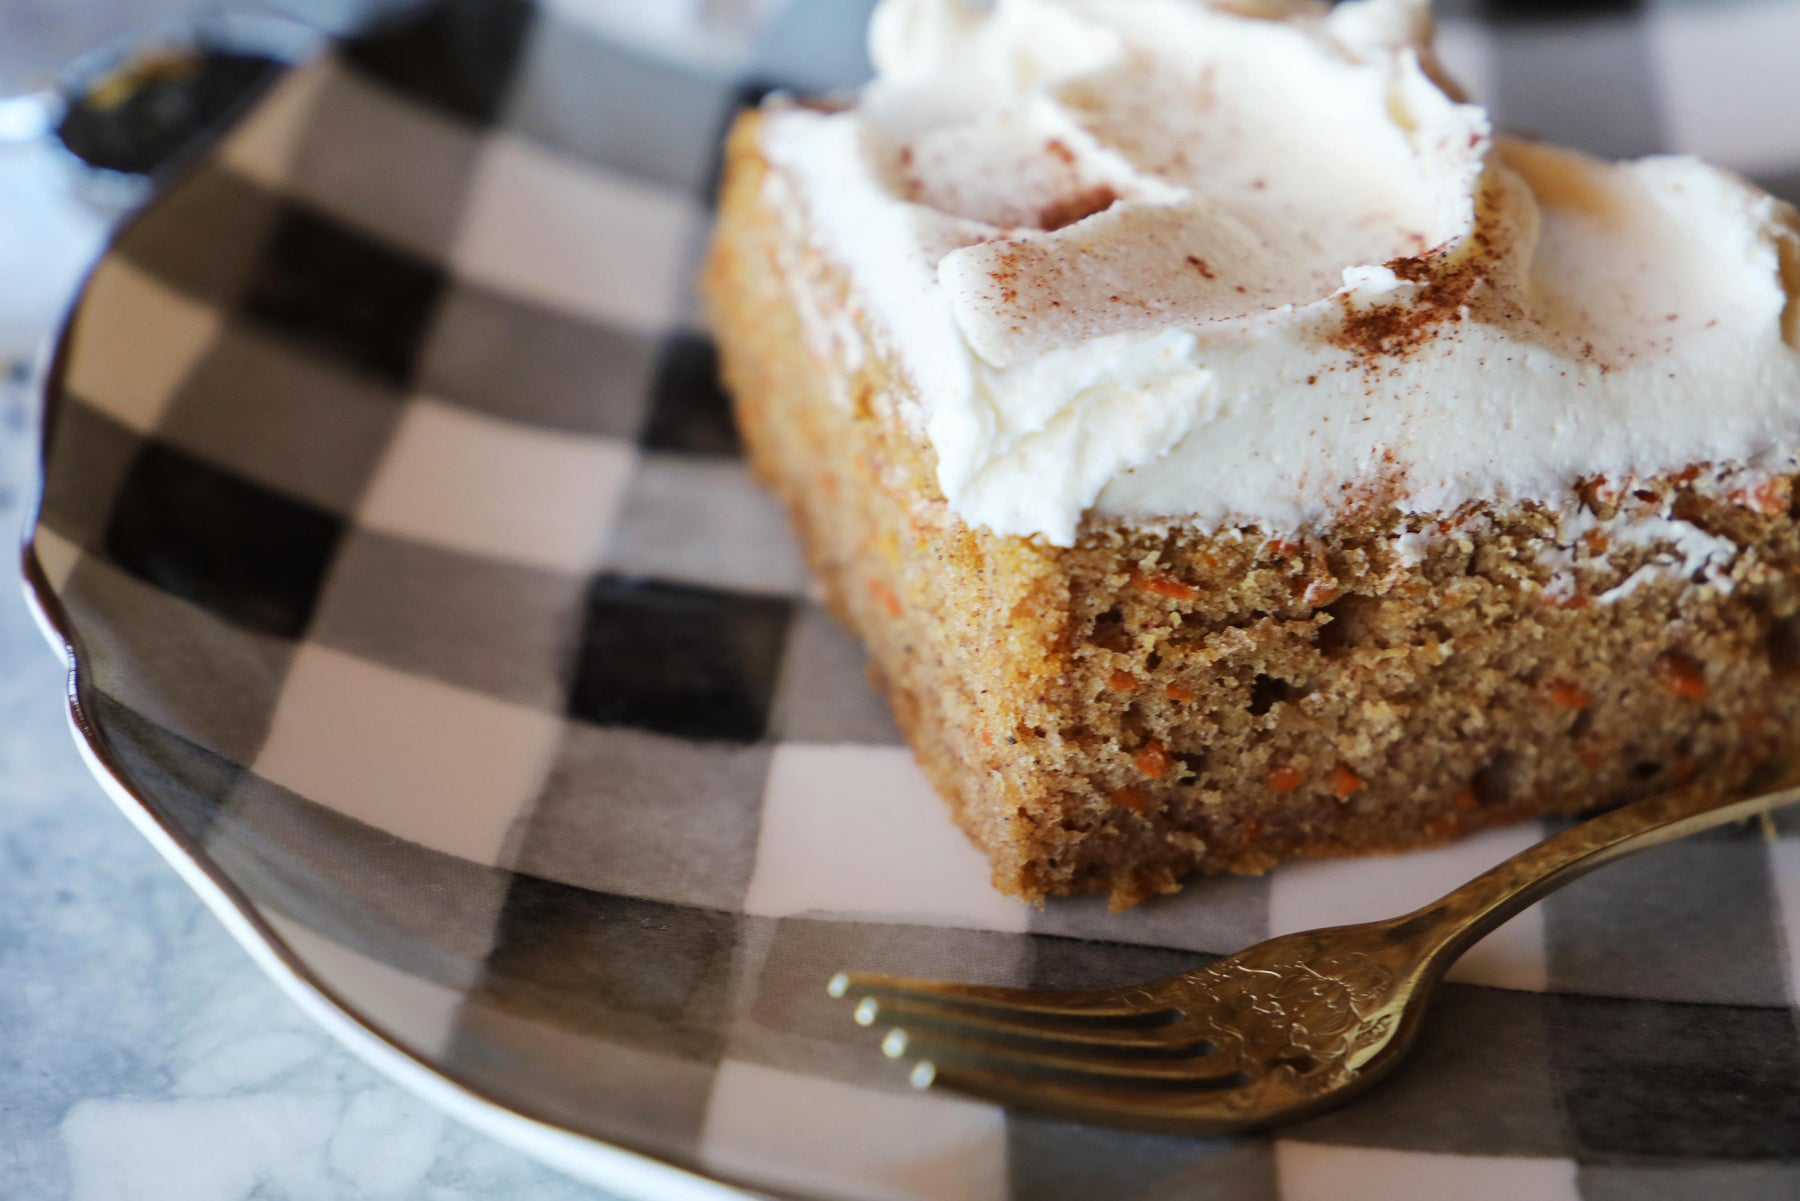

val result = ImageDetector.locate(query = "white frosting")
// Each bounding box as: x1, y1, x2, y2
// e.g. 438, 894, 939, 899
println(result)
759, 0, 1800, 548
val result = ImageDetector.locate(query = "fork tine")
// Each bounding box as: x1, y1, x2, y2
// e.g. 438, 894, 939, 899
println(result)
829, 972, 1169, 1022
913, 1060, 1273, 1134
881, 1026, 1240, 1087
854, 995, 1206, 1052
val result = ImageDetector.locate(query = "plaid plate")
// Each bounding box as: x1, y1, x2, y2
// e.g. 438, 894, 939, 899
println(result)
26, 1, 1800, 1197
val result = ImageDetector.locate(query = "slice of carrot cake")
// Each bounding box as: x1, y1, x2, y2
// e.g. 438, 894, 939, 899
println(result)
704, 0, 1800, 907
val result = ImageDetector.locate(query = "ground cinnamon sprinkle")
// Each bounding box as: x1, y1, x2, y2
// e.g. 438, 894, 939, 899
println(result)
1329, 248, 1484, 360
1039, 184, 1118, 231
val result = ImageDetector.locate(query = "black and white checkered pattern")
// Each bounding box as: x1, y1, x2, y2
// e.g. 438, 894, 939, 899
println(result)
27, 1, 1800, 1197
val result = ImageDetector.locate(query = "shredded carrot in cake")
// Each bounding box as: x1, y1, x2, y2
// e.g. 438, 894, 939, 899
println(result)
1738, 478, 1790, 515
1327, 763, 1364, 799
1301, 579, 1342, 607
1109, 786, 1147, 812
1454, 790, 1477, 810
1548, 680, 1590, 710
1131, 573, 1200, 601
1576, 736, 1619, 769
1134, 740, 1171, 778
1653, 652, 1708, 699
1107, 670, 1137, 691
1268, 765, 1305, 792
868, 578, 902, 618
1425, 815, 1461, 839
1165, 682, 1196, 702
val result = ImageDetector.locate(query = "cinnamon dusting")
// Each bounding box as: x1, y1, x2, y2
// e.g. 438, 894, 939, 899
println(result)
1330, 248, 1484, 360
1039, 184, 1119, 232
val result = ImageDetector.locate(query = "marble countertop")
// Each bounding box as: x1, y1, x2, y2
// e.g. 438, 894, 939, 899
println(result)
0, 82, 635, 1201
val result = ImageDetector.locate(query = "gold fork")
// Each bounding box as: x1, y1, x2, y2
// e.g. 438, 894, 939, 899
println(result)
828, 768, 1800, 1133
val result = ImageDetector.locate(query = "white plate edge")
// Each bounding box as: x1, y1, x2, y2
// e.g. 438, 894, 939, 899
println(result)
22, 569, 767, 1201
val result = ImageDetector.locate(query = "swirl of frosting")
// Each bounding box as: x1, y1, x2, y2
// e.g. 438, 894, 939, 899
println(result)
760, 0, 1800, 545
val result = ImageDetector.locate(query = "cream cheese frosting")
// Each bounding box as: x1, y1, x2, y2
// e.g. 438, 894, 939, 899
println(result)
758, 0, 1800, 547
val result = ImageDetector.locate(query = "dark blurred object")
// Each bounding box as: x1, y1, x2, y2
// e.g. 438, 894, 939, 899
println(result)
57, 45, 281, 175
49, 14, 322, 208
0, 1, 424, 97
264, 0, 433, 36
1468, 0, 1639, 20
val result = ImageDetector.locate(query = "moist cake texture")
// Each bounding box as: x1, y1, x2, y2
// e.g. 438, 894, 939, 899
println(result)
703, 0, 1800, 906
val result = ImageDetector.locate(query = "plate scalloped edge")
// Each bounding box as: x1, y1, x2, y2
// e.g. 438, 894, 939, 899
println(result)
18, 295, 759, 1201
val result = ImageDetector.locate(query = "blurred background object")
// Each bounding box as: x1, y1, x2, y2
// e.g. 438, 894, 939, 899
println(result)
0, 0, 417, 96
0, 1, 419, 360
51, 13, 322, 208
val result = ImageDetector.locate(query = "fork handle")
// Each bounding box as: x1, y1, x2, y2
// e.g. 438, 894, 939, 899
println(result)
1405, 769, 1800, 964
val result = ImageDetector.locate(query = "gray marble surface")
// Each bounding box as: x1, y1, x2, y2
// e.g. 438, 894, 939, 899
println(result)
0, 88, 632, 1201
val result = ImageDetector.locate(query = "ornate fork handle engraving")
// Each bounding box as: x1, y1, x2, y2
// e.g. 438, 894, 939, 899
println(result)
1172, 944, 1399, 1110
1225, 769, 1800, 1113
832, 765, 1800, 1134
1412, 769, 1800, 966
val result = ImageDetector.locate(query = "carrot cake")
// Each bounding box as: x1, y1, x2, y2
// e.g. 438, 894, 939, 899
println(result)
703, 0, 1800, 907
